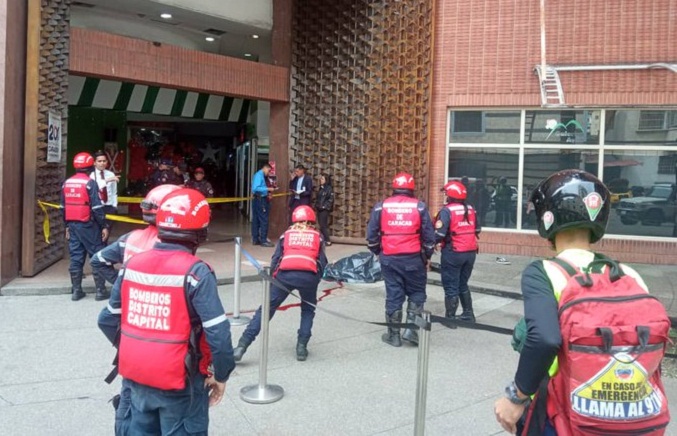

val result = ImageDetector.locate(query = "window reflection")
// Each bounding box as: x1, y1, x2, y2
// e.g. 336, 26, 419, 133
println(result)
450, 111, 520, 143
522, 150, 599, 229
605, 110, 677, 146
448, 148, 519, 229
604, 151, 677, 238
525, 110, 600, 145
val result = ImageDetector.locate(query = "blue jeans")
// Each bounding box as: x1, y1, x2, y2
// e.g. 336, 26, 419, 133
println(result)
440, 249, 476, 299
127, 374, 208, 436
67, 221, 105, 274
242, 270, 320, 343
251, 196, 269, 244
380, 254, 427, 315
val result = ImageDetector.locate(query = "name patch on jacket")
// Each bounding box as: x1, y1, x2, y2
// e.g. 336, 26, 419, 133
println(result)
287, 232, 317, 248
126, 287, 172, 331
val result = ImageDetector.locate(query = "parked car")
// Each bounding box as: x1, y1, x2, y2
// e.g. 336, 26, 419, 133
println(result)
616, 183, 677, 226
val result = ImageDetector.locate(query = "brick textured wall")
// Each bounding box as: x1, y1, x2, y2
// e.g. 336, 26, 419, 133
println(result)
70, 28, 290, 103
480, 231, 677, 266
430, 0, 677, 263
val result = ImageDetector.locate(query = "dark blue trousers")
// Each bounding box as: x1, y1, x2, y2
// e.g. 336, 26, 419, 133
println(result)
440, 249, 476, 299
67, 221, 105, 274
251, 196, 269, 244
115, 378, 131, 436
128, 374, 208, 436
242, 270, 320, 343
380, 254, 427, 315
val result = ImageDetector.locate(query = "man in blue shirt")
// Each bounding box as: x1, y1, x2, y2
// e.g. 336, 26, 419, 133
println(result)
251, 163, 275, 247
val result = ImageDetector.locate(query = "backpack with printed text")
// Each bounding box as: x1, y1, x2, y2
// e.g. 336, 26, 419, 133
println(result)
547, 255, 670, 436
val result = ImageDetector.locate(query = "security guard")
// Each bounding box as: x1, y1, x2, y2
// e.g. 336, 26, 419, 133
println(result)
434, 180, 480, 322
61, 152, 109, 301
90, 184, 180, 436
366, 172, 435, 347
233, 205, 328, 362
98, 188, 235, 434
186, 167, 215, 198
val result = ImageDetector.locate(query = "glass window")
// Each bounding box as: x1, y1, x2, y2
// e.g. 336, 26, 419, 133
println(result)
447, 148, 519, 229
603, 151, 677, 238
605, 109, 677, 146
521, 149, 600, 229
525, 110, 600, 145
449, 110, 520, 143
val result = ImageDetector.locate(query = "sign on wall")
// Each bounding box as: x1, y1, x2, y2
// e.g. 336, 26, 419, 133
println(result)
47, 111, 62, 163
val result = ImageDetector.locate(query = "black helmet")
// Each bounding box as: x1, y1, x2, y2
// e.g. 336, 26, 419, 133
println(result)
530, 170, 610, 243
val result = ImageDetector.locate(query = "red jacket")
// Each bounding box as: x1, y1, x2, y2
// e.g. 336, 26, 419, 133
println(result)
278, 229, 321, 273
380, 196, 421, 255
447, 203, 478, 252
119, 250, 198, 390
63, 173, 91, 222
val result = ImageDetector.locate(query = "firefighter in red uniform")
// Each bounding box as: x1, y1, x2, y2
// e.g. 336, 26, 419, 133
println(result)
233, 205, 328, 362
434, 180, 481, 322
90, 183, 180, 436
366, 173, 436, 347
61, 152, 109, 301
97, 188, 235, 435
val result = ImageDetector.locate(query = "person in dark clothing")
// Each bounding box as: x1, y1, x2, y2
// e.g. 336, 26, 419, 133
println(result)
289, 164, 313, 224
493, 176, 513, 228
366, 172, 436, 347
314, 173, 335, 246
98, 188, 235, 435
186, 167, 215, 198
233, 205, 328, 362
434, 180, 480, 322
493, 170, 653, 435
471, 178, 491, 227
147, 158, 183, 189
62, 152, 109, 301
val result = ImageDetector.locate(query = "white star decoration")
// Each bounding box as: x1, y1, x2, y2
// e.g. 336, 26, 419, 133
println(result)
199, 142, 219, 164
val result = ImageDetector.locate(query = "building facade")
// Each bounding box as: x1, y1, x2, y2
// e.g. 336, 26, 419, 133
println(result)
0, 0, 675, 285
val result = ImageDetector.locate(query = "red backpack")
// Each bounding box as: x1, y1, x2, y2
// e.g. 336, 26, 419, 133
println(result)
546, 256, 671, 436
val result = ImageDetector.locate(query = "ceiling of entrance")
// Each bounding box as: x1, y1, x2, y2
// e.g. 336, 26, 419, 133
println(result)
71, 0, 272, 61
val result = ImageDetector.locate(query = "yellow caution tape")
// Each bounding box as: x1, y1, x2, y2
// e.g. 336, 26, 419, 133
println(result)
119, 191, 291, 204
37, 201, 146, 243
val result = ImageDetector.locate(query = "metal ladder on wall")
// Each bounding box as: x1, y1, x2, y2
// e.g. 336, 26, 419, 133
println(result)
534, 65, 565, 107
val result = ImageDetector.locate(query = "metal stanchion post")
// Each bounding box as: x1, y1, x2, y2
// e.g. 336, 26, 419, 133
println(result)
229, 237, 250, 326
240, 267, 284, 404
413, 311, 431, 436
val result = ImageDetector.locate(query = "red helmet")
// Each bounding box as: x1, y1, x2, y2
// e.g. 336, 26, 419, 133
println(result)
73, 152, 94, 169
292, 205, 316, 223
392, 172, 415, 190
141, 184, 182, 224
156, 188, 211, 244
443, 181, 467, 200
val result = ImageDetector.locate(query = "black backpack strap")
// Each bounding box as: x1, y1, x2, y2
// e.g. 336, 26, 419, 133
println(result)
548, 257, 577, 277
522, 376, 550, 436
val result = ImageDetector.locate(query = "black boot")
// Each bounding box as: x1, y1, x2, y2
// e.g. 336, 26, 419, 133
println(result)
459, 292, 476, 322
296, 337, 309, 361
401, 302, 423, 345
70, 271, 86, 301
444, 296, 459, 319
94, 271, 110, 301
381, 310, 402, 347
233, 336, 252, 362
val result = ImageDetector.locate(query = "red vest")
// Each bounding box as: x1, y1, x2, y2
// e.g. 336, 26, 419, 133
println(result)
63, 173, 91, 222
447, 203, 478, 252
278, 229, 321, 273
380, 196, 421, 255
119, 250, 198, 390
123, 226, 160, 263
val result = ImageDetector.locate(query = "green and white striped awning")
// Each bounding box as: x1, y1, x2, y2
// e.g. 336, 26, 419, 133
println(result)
68, 75, 251, 122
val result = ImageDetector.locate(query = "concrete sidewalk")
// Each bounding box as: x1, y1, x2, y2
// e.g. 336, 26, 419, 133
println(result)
4, 238, 677, 319
2, 281, 676, 435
